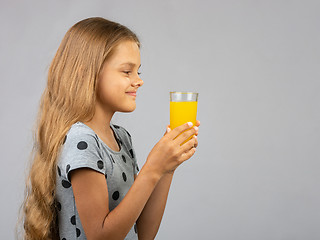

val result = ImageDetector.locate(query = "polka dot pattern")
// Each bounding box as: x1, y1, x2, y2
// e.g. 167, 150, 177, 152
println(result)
56, 122, 140, 239
122, 172, 127, 182
76, 228, 81, 237
77, 141, 88, 150
62, 180, 71, 188
97, 160, 104, 169
112, 191, 120, 201
70, 215, 76, 225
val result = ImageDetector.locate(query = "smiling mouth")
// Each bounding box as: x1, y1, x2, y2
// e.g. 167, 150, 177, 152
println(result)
126, 92, 137, 97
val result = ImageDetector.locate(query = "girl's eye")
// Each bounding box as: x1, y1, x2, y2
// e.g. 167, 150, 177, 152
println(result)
123, 71, 142, 76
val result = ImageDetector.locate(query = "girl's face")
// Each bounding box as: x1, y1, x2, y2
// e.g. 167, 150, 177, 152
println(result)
96, 40, 143, 113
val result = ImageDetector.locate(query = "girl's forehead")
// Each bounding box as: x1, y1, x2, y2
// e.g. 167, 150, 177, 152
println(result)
108, 41, 141, 66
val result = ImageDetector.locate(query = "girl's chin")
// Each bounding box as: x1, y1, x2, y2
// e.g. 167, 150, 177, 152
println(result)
121, 103, 136, 112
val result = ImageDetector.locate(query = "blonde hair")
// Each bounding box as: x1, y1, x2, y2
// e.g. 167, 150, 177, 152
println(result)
18, 17, 140, 239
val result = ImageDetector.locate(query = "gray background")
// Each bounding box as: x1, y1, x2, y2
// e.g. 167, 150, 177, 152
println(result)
1, 0, 319, 239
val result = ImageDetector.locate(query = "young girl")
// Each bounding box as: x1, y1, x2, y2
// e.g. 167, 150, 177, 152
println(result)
21, 17, 200, 240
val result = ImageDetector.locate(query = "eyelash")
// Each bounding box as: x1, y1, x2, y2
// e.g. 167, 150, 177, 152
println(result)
123, 71, 141, 75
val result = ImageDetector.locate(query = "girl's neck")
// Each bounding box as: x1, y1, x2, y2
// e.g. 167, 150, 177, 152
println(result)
84, 102, 115, 136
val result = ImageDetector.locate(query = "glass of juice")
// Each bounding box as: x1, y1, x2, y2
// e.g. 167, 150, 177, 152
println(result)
170, 92, 198, 144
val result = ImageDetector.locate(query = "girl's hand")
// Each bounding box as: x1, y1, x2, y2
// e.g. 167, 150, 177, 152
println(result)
146, 121, 200, 177
164, 120, 200, 147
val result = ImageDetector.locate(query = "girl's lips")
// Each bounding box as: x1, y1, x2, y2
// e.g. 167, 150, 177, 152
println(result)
126, 92, 136, 96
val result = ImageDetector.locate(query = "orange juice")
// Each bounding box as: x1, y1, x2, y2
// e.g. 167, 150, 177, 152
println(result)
170, 101, 197, 144
170, 91, 198, 144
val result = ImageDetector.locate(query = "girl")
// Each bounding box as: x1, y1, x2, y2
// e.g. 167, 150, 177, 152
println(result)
21, 17, 200, 240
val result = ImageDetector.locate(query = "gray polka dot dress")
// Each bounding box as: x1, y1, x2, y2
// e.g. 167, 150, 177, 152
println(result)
56, 121, 139, 240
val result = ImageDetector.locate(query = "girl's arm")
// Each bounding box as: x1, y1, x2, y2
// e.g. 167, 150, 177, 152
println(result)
70, 123, 198, 240
135, 172, 174, 239
135, 120, 200, 239
70, 163, 161, 240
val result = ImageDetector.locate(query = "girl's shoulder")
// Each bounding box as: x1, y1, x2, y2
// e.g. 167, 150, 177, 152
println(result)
64, 121, 133, 150
58, 122, 106, 182
69, 121, 96, 134
68, 122, 131, 141
61, 122, 101, 155
69, 122, 130, 137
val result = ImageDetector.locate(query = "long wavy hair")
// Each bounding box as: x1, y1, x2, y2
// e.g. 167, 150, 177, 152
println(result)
17, 17, 140, 239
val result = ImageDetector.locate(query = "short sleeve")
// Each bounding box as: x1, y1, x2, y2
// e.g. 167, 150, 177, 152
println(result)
59, 127, 106, 182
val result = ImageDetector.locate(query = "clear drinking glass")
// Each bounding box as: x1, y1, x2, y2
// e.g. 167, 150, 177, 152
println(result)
170, 92, 199, 130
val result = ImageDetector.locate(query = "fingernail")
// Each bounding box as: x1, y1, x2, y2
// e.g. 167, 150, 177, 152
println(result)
194, 126, 199, 131
167, 127, 171, 133
187, 122, 193, 127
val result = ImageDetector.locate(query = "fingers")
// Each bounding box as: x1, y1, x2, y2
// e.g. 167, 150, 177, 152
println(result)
194, 135, 198, 148
174, 126, 198, 145
178, 135, 197, 162
165, 121, 200, 138
180, 146, 196, 162
180, 135, 197, 152
164, 125, 171, 136
166, 122, 194, 140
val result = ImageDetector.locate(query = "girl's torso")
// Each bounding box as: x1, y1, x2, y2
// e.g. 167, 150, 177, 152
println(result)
55, 121, 139, 240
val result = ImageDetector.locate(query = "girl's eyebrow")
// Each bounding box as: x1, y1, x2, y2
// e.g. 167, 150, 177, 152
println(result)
120, 62, 141, 68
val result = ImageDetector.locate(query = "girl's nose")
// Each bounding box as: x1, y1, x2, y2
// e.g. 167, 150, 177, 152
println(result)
132, 76, 144, 87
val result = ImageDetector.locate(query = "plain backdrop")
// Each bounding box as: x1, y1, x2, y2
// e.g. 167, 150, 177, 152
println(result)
1, 0, 319, 239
